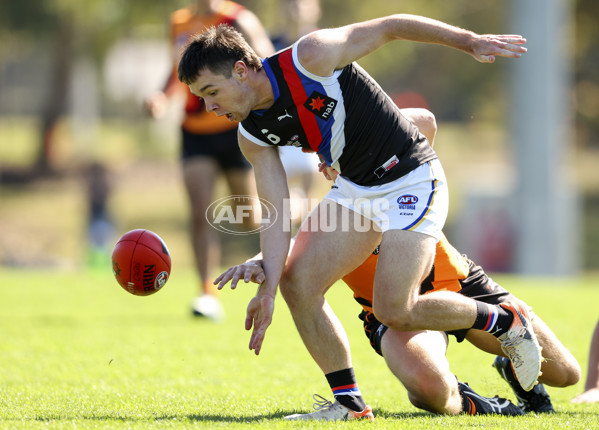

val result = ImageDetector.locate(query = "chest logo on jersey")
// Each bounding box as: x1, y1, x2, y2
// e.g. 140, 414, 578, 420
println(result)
287, 134, 302, 147
303, 91, 337, 121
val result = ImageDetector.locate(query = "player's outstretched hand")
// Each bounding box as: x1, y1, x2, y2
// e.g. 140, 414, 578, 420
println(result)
571, 388, 599, 404
470, 34, 527, 63
245, 293, 275, 355
214, 260, 266, 290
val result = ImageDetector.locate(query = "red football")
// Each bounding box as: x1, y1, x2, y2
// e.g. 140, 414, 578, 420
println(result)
111, 229, 171, 296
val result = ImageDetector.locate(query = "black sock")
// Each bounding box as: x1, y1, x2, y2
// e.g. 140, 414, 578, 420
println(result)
471, 302, 514, 337
325, 368, 366, 412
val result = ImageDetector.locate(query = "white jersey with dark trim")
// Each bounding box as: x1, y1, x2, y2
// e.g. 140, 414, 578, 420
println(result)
239, 43, 437, 186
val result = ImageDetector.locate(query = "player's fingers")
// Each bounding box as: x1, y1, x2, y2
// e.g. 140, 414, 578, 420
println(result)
497, 35, 527, 44
214, 272, 225, 285
245, 312, 253, 331
230, 270, 242, 290
488, 38, 526, 57
499, 43, 527, 56
215, 267, 235, 288
486, 34, 526, 44
250, 328, 264, 355
215, 276, 228, 290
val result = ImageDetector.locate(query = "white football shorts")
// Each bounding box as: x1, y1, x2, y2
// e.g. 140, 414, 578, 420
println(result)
324, 159, 448, 239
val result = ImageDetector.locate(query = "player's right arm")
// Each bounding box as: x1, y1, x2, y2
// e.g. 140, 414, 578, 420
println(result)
238, 132, 291, 355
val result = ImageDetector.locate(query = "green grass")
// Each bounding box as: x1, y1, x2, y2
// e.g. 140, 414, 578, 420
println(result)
0, 267, 598, 429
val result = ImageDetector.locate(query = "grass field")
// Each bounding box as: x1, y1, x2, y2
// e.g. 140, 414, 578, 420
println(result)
1, 117, 598, 428
1, 266, 598, 429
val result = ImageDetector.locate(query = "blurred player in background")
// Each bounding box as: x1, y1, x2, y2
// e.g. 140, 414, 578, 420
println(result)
145, 0, 274, 320
572, 319, 599, 404
85, 161, 116, 268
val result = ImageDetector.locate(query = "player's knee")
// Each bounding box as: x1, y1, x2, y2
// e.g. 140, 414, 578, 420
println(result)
406, 377, 453, 414
279, 264, 313, 306
279, 267, 297, 300
403, 107, 437, 144
559, 356, 582, 386
564, 363, 582, 386
419, 111, 437, 142
373, 306, 415, 331
544, 359, 581, 387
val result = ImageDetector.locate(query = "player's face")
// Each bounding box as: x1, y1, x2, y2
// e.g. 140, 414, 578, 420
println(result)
189, 67, 251, 122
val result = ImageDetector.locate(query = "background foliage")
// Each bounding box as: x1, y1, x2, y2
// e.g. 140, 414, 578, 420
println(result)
1, 0, 598, 269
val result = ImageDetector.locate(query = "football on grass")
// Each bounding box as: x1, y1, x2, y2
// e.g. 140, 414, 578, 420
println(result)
111, 229, 171, 296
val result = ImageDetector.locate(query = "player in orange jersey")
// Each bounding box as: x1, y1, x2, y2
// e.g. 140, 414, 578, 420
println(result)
215, 210, 580, 415
214, 109, 580, 416
145, 0, 274, 320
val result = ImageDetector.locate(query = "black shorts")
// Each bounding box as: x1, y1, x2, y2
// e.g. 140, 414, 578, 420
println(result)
181, 127, 251, 171
358, 261, 512, 357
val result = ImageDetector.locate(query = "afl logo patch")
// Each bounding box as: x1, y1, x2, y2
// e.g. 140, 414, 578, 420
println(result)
304, 91, 337, 121
397, 195, 418, 211
397, 195, 418, 205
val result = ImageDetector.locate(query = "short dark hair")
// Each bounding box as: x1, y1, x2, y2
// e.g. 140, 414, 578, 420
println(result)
178, 24, 263, 85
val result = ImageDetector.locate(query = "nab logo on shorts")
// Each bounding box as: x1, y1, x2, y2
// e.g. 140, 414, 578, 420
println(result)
397, 195, 418, 210
304, 91, 337, 121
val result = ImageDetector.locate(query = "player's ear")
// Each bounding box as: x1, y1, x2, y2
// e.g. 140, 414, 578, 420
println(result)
233, 61, 248, 80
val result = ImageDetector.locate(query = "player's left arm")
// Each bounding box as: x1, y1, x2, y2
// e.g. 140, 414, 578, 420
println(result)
297, 14, 526, 76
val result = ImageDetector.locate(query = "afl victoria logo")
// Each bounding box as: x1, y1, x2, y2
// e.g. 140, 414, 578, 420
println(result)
206, 195, 278, 235
397, 195, 418, 205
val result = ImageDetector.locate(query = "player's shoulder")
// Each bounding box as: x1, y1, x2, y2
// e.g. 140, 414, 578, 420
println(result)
295, 35, 343, 77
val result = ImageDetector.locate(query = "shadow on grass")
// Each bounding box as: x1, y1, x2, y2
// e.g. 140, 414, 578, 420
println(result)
25, 408, 599, 424
168, 409, 435, 423
372, 409, 434, 419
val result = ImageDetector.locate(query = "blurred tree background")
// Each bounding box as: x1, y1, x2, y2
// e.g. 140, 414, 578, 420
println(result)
0, 0, 597, 271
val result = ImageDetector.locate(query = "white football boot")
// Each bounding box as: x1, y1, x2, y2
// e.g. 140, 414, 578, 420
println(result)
284, 394, 374, 421
497, 301, 543, 391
